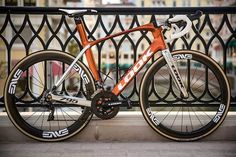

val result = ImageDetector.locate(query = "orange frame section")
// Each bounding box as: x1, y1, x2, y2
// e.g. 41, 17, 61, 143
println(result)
76, 22, 167, 96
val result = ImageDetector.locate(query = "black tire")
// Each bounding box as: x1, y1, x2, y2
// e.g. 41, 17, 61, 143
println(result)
4, 50, 96, 141
140, 50, 231, 141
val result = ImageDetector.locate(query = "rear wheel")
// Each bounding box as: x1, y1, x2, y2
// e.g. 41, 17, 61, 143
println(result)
140, 50, 230, 141
4, 50, 95, 141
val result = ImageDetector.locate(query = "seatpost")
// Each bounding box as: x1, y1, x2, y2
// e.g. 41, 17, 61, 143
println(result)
74, 16, 101, 82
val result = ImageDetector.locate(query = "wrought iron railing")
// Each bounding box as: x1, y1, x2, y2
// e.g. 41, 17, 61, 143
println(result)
0, 7, 236, 107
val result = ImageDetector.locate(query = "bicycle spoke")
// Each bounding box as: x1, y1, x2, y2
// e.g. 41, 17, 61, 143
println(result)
170, 107, 181, 129
188, 107, 194, 132
31, 74, 45, 88
196, 106, 214, 121
191, 107, 204, 127
41, 108, 46, 130
157, 70, 170, 82
181, 107, 183, 132
31, 81, 44, 90
190, 65, 198, 85
60, 107, 77, 121
59, 105, 69, 127
33, 64, 44, 86
190, 69, 205, 88
55, 107, 60, 130
67, 106, 83, 115
23, 107, 46, 121
159, 107, 174, 124
32, 111, 44, 126
192, 75, 217, 92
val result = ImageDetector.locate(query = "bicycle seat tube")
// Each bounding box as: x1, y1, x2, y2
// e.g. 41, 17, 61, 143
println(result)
74, 16, 101, 82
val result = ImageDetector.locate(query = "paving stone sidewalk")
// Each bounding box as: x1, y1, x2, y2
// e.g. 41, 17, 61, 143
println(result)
0, 141, 235, 157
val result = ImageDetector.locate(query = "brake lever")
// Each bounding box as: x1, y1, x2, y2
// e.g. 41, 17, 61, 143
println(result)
172, 23, 182, 34
187, 10, 203, 21
188, 10, 203, 33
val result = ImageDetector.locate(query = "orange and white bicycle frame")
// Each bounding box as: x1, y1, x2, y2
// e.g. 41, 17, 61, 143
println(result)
53, 16, 189, 101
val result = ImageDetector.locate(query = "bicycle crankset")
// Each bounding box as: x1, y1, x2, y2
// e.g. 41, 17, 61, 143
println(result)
91, 91, 119, 120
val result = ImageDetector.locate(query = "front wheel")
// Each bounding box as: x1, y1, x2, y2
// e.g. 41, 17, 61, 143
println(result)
140, 50, 231, 141
4, 50, 96, 141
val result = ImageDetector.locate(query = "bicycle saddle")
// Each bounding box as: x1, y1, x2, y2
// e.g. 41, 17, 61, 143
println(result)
59, 9, 97, 16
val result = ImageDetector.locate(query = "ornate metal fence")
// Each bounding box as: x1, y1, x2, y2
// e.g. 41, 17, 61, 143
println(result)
0, 7, 235, 107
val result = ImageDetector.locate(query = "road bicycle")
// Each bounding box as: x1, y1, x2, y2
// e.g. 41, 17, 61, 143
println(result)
4, 9, 231, 141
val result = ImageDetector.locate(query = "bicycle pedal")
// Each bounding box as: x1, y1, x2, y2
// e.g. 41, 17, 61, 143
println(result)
125, 100, 132, 109
47, 113, 54, 121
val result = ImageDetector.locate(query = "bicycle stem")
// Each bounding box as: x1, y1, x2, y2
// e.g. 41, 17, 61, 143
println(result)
161, 49, 188, 98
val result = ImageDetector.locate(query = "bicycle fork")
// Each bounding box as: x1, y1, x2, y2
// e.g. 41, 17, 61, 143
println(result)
162, 49, 189, 98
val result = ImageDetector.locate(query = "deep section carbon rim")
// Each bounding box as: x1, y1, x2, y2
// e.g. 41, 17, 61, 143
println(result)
4, 51, 95, 141
140, 50, 230, 141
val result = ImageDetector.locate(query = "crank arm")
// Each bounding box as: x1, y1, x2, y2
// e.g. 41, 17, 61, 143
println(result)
104, 100, 133, 109
49, 93, 91, 107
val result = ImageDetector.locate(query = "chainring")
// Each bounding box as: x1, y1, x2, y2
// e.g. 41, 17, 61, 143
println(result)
91, 91, 119, 120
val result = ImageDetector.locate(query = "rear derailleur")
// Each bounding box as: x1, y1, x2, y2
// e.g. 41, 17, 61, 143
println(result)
41, 90, 55, 121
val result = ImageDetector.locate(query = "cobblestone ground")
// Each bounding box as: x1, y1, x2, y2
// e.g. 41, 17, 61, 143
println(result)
0, 141, 236, 157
